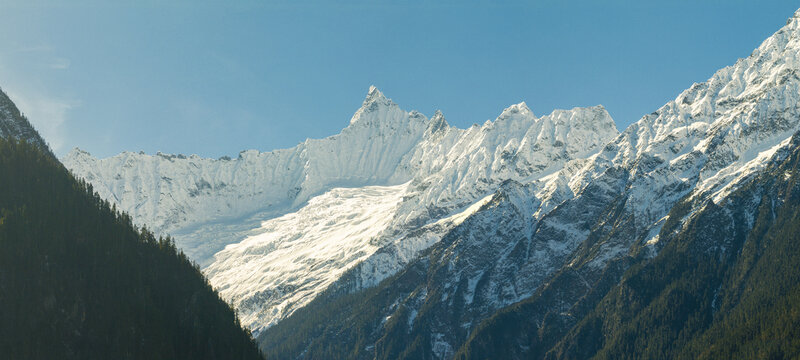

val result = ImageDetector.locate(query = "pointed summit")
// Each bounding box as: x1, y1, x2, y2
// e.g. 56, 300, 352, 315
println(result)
362, 85, 394, 108
425, 110, 449, 136
431, 109, 446, 122
349, 86, 399, 125
364, 85, 384, 103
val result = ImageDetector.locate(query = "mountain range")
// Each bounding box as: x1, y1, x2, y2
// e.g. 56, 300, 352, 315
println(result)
64, 86, 618, 333
43, 7, 800, 359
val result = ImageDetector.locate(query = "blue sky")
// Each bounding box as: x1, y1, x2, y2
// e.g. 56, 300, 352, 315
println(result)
1, 1, 799, 158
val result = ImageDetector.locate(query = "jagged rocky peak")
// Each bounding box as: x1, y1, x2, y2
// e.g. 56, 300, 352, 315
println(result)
425, 110, 449, 136
364, 85, 391, 105
791, 8, 800, 22
363, 85, 392, 105
348, 85, 406, 126
784, 8, 800, 27
474, 102, 536, 137
561, 105, 616, 137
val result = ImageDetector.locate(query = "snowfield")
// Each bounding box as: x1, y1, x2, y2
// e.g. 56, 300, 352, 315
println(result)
205, 183, 409, 330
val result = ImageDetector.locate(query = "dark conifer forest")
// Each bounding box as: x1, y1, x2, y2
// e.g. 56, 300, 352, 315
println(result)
0, 139, 262, 359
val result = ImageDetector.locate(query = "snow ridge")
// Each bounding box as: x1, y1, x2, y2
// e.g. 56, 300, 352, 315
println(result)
64, 88, 429, 265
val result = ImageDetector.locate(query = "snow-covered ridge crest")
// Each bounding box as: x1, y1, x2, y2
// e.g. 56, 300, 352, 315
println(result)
64, 86, 617, 267
389, 103, 616, 227
205, 100, 617, 332
63, 86, 428, 262
532, 8, 800, 262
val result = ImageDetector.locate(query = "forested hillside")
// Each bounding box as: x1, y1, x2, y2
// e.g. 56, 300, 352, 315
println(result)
0, 139, 263, 359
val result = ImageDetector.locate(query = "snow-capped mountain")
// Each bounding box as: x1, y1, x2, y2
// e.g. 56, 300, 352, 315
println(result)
254, 9, 800, 359
65, 87, 617, 333
65, 9, 800, 357
63, 86, 431, 265
206, 103, 616, 332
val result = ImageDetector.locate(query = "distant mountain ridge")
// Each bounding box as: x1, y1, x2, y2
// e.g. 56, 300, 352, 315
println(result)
65, 85, 618, 333
63, 87, 616, 266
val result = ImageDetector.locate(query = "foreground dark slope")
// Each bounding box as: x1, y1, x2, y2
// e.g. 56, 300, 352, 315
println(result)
0, 139, 262, 359
459, 132, 800, 359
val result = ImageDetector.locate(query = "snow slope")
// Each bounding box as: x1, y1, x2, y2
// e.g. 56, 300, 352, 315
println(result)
206, 183, 410, 329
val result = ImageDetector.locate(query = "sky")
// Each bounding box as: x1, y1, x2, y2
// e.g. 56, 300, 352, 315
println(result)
1, 0, 799, 158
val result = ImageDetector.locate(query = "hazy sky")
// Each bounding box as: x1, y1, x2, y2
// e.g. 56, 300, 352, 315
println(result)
1, 1, 798, 158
